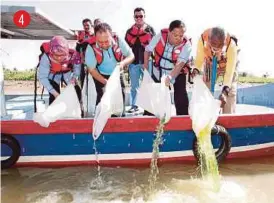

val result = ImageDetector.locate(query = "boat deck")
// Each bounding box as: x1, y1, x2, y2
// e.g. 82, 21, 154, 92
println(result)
1, 94, 274, 121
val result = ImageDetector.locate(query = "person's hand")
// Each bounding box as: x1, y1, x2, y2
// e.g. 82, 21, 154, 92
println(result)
52, 92, 60, 98
70, 77, 77, 85
143, 64, 148, 70
165, 75, 172, 87
182, 66, 190, 74
103, 78, 108, 85
219, 93, 227, 108
118, 62, 125, 70
191, 68, 199, 78
219, 86, 230, 108
102, 79, 108, 92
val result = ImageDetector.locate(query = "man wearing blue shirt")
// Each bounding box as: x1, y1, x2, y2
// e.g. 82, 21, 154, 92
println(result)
85, 23, 135, 115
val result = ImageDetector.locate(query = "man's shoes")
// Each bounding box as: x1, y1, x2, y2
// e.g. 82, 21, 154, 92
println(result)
111, 111, 126, 117
111, 114, 119, 118
127, 106, 139, 113
143, 110, 155, 116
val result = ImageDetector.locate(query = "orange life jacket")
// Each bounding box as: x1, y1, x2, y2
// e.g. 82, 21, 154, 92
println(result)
125, 24, 153, 47
76, 35, 96, 63
154, 29, 191, 70
91, 35, 123, 66
40, 42, 80, 74
201, 28, 238, 77
77, 30, 94, 43
85, 35, 96, 45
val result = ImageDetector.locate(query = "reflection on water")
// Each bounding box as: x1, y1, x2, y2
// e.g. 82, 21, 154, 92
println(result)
1, 156, 274, 203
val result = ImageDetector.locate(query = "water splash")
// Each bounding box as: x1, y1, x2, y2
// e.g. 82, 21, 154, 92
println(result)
148, 118, 166, 193
196, 126, 221, 192
168, 178, 247, 203
93, 140, 104, 188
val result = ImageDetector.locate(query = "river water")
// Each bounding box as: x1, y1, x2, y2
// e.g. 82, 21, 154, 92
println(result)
1, 156, 274, 203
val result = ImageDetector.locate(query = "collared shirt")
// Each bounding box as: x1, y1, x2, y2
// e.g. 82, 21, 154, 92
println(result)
85, 36, 133, 75
38, 53, 81, 95
194, 37, 238, 87
125, 24, 155, 64
145, 32, 192, 75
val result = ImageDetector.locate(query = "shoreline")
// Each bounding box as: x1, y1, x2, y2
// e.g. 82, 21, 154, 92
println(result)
4, 80, 44, 95
3, 80, 270, 95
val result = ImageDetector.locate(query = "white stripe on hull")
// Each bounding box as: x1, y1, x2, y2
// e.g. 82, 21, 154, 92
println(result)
230, 142, 274, 152
2, 142, 274, 163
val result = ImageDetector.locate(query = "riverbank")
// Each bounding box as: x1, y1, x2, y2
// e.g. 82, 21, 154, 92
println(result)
3, 69, 274, 94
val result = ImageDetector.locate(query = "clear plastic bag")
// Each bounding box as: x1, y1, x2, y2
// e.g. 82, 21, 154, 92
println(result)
189, 76, 221, 135
82, 73, 97, 117
136, 69, 172, 123
189, 76, 222, 190
92, 66, 123, 140
33, 84, 81, 127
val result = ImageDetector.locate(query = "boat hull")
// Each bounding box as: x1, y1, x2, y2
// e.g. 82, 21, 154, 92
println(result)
1, 114, 274, 168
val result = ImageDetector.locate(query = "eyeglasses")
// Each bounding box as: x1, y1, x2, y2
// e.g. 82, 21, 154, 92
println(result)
134, 15, 144, 19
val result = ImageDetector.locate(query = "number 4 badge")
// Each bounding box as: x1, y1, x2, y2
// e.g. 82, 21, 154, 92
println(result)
13, 10, 31, 28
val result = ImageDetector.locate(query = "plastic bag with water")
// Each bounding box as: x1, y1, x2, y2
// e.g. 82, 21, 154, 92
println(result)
33, 84, 81, 127
189, 76, 222, 191
82, 72, 97, 117
136, 69, 172, 192
136, 69, 172, 123
92, 66, 123, 140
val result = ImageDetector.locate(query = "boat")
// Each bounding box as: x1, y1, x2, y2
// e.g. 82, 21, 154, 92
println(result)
1, 82, 274, 169
1, 4, 274, 170
1, 104, 274, 169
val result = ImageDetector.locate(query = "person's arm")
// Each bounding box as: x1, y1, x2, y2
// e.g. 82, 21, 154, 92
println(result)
223, 42, 237, 89
85, 45, 107, 85
71, 51, 81, 84
145, 25, 156, 68
144, 33, 161, 69
150, 26, 156, 36
193, 37, 205, 75
118, 37, 135, 67
218, 41, 238, 107
38, 54, 59, 97
89, 69, 108, 85
144, 51, 151, 70
169, 40, 192, 79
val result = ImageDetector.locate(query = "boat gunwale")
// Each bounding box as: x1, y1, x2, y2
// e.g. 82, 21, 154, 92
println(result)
1, 113, 274, 135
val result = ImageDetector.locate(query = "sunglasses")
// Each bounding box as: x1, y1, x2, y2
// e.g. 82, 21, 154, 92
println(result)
134, 15, 144, 19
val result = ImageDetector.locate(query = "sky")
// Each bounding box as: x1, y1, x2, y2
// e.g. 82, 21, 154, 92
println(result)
1, 0, 274, 77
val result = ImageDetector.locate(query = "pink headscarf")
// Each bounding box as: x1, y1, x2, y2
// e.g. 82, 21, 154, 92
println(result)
49, 36, 69, 63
